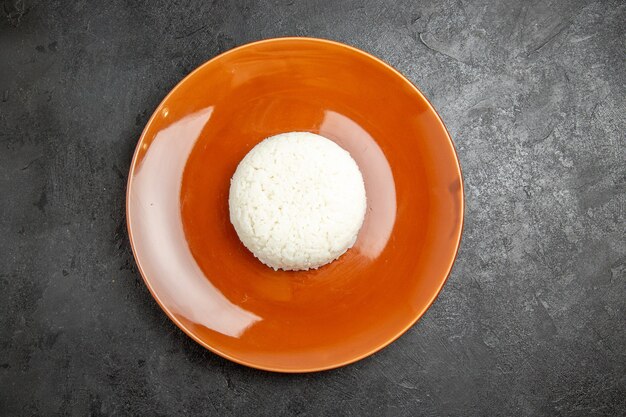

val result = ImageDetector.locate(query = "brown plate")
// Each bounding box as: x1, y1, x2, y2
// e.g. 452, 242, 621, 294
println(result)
127, 37, 464, 372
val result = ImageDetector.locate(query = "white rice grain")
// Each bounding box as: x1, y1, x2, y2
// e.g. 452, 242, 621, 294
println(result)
229, 132, 367, 271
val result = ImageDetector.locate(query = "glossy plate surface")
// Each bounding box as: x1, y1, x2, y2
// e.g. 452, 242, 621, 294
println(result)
127, 38, 464, 372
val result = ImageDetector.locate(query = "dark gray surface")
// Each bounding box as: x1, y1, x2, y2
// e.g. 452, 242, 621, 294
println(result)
1, 0, 625, 415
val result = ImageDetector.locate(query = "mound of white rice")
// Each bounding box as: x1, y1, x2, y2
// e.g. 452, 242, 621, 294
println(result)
229, 132, 367, 271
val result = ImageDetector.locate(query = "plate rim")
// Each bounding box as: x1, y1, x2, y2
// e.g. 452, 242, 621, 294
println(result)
126, 36, 465, 373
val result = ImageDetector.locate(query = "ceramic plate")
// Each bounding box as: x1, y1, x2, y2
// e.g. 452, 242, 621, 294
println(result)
127, 37, 463, 372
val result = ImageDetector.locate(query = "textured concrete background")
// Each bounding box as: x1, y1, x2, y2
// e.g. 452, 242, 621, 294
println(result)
1, 0, 625, 415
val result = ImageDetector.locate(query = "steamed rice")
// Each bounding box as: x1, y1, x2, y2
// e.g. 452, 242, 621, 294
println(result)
229, 132, 366, 271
